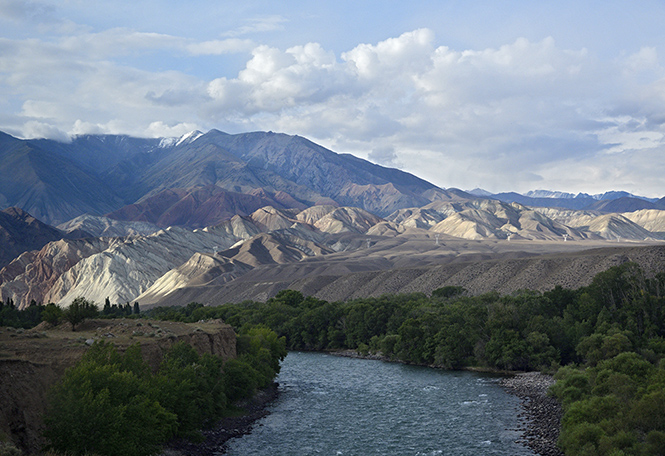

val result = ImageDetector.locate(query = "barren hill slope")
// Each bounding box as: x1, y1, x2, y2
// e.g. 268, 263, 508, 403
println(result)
148, 237, 665, 307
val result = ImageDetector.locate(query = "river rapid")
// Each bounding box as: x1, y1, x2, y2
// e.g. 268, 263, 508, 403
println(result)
225, 351, 535, 456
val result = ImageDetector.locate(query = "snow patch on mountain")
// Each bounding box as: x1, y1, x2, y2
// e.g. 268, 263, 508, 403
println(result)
175, 130, 203, 147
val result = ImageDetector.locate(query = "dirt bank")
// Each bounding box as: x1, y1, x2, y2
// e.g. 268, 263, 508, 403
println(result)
0, 319, 236, 455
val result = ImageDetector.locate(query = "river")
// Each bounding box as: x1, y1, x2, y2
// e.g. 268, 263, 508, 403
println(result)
225, 351, 534, 456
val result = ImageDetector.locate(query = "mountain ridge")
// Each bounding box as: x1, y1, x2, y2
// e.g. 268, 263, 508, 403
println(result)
0, 129, 452, 225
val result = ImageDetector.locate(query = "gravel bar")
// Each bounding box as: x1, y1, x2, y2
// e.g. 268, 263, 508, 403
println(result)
500, 372, 564, 456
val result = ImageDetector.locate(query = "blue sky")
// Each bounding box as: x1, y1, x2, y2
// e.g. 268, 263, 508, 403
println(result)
2, 0, 665, 197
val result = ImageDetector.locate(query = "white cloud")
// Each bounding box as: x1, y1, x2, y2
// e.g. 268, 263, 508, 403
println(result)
145, 121, 201, 138
186, 38, 254, 55
342, 29, 435, 79
2, 23, 665, 196
71, 119, 106, 135
21, 120, 70, 141
623, 47, 659, 74
207, 42, 352, 114
222, 15, 287, 38
368, 146, 401, 168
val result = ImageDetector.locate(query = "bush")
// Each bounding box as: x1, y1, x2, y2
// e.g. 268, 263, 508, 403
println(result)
222, 358, 259, 403
0, 441, 21, 456
43, 326, 287, 456
41, 304, 63, 326
431, 286, 466, 299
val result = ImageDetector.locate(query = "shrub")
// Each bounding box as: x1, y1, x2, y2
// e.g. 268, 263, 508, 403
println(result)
41, 304, 63, 326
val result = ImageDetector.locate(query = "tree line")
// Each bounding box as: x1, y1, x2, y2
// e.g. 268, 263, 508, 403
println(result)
0, 297, 140, 331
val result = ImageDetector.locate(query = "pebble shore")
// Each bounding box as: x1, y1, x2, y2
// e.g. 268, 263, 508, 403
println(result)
500, 372, 564, 456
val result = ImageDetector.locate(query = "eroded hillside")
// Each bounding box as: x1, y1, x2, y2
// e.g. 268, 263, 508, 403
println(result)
3, 200, 665, 309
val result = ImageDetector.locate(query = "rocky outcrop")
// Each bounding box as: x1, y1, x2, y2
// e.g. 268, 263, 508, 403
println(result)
585, 214, 656, 241
417, 200, 589, 241
43, 227, 242, 306
135, 253, 253, 305
312, 206, 384, 234
0, 237, 117, 309
623, 209, 665, 236
4, 201, 665, 312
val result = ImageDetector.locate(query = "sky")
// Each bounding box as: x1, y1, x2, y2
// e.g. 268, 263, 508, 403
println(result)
1, 1, 665, 197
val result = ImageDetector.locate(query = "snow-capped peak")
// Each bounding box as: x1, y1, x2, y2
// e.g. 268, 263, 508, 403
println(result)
525, 190, 576, 199
158, 137, 177, 148
176, 130, 203, 147
157, 130, 204, 149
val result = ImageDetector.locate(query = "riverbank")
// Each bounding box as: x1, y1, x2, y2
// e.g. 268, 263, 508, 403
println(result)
500, 372, 563, 456
159, 383, 279, 456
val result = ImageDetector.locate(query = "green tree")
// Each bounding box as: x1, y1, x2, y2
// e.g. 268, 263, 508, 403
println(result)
431, 285, 467, 299
156, 342, 226, 437
64, 297, 98, 331
41, 303, 64, 326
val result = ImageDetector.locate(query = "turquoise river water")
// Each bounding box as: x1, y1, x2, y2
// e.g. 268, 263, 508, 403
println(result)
224, 351, 535, 456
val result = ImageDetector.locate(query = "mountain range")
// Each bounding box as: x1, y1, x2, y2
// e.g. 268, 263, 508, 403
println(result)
0, 129, 458, 226
2, 199, 665, 309
1, 129, 665, 309
468, 188, 665, 212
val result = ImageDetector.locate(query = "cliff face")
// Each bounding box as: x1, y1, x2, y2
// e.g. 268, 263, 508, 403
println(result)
0, 319, 237, 455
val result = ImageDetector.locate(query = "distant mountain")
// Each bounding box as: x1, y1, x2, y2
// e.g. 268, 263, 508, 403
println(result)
115, 129, 443, 216
491, 191, 663, 212
525, 190, 577, 199
490, 192, 594, 210
594, 191, 658, 202
0, 207, 65, 269
0, 129, 455, 225
106, 185, 306, 228
466, 188, 494, 197
585, 197, 662, 213
525, 189, 658, 202
56, 215, 161, 238
0, 134, 124, 225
